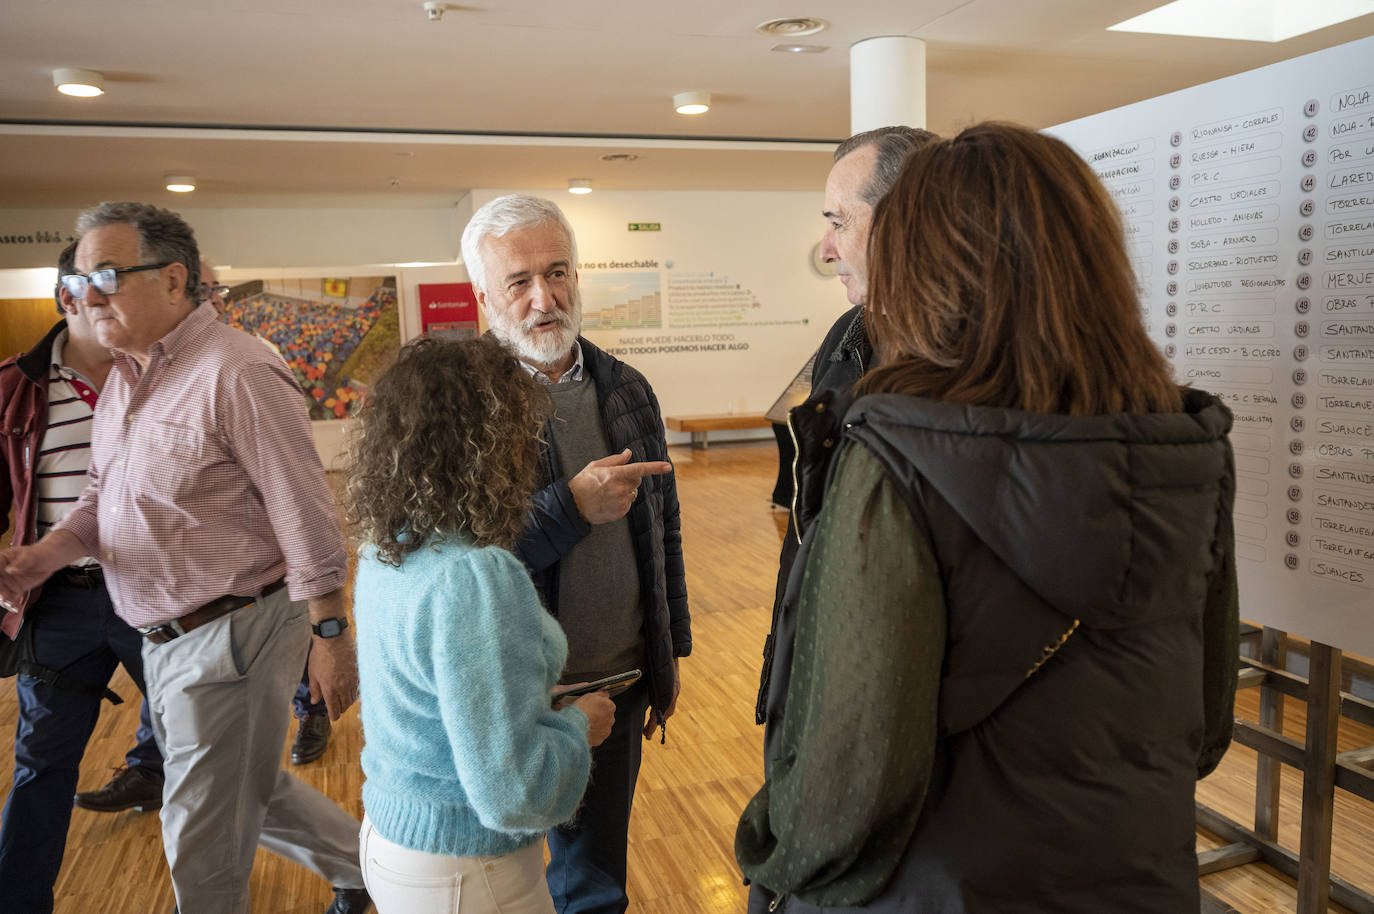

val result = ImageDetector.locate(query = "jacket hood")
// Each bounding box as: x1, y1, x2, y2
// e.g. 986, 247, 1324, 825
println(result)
844, 388, 1233, 628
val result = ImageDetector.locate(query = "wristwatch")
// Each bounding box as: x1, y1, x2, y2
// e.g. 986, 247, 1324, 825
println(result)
311, 617, 349, 638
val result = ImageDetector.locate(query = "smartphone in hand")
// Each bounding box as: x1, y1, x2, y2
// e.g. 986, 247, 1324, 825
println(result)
552, 669, 641, 702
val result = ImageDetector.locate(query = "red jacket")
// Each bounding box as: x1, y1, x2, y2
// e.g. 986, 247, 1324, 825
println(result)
0, 320, 65, 637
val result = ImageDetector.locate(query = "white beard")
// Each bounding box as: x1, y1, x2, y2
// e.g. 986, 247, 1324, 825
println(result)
488, 288, 583, 371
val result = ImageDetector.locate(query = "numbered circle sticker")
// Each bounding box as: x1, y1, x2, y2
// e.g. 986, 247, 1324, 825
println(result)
1290, 416, 1305, 433
1165, 323, 1177, 337
1303, 124, 1319, 142
1166, 302, 1178, 316
1170, 130, 1183, 147
1164, 343, 1177, 358
1292, 392, 1307, 408
1296, 272, 1312, 289
1301, 175, 1317, 192
1284, 553, 1300, 570
1299, 200, 1315, 217
1286, 486, 1302, 503
1166, 281, 1179, 296
1288, 463, 1303, 480
1295, 296, 1311, 314
1286, 530, 1301, 547
1293, 368, 1308, 385
1295, 322, 1309, 338
1302, 149, 1318, 167
1169, 175, 1181, 190
1293, 344, 1308, 361
1304, 99, 1319, 117
1169, 153, 1182, 168
1286, 508, 1302, 525
1297, 248, 1313, 266
1298, 224, 1314, 242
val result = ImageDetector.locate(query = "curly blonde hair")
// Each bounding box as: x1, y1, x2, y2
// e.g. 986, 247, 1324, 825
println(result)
344, 337, 549, 565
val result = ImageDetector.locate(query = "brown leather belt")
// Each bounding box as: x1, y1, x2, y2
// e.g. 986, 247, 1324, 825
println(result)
138, 578, 286, 644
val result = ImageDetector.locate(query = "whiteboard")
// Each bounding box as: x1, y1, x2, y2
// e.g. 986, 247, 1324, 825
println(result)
1046, 36, 1374, 659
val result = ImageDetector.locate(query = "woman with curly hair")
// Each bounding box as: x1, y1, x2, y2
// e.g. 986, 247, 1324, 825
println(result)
348, 337, 614, 914
737, 123, 1238, 913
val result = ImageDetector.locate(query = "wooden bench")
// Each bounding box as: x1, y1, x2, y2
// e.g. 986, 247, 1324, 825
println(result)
664, 413, 772, 449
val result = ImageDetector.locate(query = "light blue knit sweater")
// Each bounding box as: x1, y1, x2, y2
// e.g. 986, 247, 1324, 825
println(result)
355, 535, 591, 857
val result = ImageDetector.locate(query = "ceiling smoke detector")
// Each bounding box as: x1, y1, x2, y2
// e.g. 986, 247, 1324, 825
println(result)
755, 17, 829, 37
423, 2, 446, 21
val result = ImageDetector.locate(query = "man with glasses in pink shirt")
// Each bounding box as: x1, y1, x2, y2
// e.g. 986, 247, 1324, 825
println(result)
0, 202, 369, 914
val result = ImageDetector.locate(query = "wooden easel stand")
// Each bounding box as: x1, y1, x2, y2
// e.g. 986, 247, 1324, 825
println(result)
1197, 628, 1374, 913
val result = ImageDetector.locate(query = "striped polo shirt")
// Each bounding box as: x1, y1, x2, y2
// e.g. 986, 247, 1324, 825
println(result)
36, 330, 97, 563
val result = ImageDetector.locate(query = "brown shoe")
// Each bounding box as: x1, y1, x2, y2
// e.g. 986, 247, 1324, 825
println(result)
291, 712, 331, 765
74, 765, 164, 812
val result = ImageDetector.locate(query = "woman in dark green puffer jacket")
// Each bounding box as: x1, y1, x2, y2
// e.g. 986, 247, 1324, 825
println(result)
738, 122, 1238, 914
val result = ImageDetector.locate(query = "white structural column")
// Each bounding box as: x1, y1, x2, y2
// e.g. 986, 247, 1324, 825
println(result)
849, 36, 927, 134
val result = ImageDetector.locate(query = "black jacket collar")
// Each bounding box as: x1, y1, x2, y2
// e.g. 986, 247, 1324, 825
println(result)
15, 320, 67, 385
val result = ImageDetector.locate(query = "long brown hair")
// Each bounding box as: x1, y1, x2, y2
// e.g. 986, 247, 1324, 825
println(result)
861, 122, 1181, 415
345, 337, 549, 565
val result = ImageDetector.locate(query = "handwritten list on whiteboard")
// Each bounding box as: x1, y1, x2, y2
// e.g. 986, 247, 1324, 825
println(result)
1047, 36, 1374, 658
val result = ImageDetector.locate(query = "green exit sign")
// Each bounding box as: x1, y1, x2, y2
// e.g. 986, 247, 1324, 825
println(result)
627, 222, 661, 232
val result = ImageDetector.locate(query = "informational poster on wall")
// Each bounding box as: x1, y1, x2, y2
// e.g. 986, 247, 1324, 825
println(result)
1046, 36, 1374, 658
466, 189, 848, 421
221, 275, 400, 419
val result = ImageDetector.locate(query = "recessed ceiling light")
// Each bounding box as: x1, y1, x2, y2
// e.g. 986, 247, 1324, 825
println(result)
53, 68, 104, 98
568, 179, 593, 195
1108, 0, 1372, 42
771, 43, 829, 53
673, 91, 711, 116
600, 153, 641, 162
164, 174, 196, 193
755, 17, 829, 37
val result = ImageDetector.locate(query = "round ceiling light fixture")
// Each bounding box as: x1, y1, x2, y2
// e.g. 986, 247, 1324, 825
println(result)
568, 179, 593, 195
755, 17, 829, 37
164, 174, 197, 193
53, 68, 104, 97
673, 91, 711, 116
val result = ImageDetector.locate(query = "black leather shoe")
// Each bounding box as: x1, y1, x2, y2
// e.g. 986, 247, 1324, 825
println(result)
291, 712, 332, 765
325, 886, 372, 914
73, 765, 164, 812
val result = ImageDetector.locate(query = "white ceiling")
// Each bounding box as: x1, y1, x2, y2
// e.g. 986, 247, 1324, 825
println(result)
1, 0, 1371, 207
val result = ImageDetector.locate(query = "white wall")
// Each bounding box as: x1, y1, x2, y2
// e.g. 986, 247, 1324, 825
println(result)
2, 189, 852, 458
0, 206, 463, 270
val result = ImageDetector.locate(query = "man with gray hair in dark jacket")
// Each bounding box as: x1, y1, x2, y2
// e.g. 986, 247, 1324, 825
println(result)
461, 193, 691, 914
756, 125, 937, 725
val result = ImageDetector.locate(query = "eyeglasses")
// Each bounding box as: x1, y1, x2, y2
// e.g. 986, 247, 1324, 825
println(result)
59, 262, 172, 300
200, 283, 231, 302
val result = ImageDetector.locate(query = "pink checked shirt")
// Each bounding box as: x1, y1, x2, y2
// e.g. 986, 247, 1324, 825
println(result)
57, 303, 346, 627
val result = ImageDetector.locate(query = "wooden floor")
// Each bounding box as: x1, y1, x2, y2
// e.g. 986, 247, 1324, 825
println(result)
1, 441, 1371, 913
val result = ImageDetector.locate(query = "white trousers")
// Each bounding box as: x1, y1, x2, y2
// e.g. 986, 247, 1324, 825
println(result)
143, 589, 364, 914
360, 815, 555, 914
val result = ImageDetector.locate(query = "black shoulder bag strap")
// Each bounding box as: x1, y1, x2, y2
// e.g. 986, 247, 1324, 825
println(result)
1, 619, 123, 704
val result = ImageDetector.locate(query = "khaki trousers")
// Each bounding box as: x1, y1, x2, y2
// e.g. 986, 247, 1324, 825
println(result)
143, 588, 364, 914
